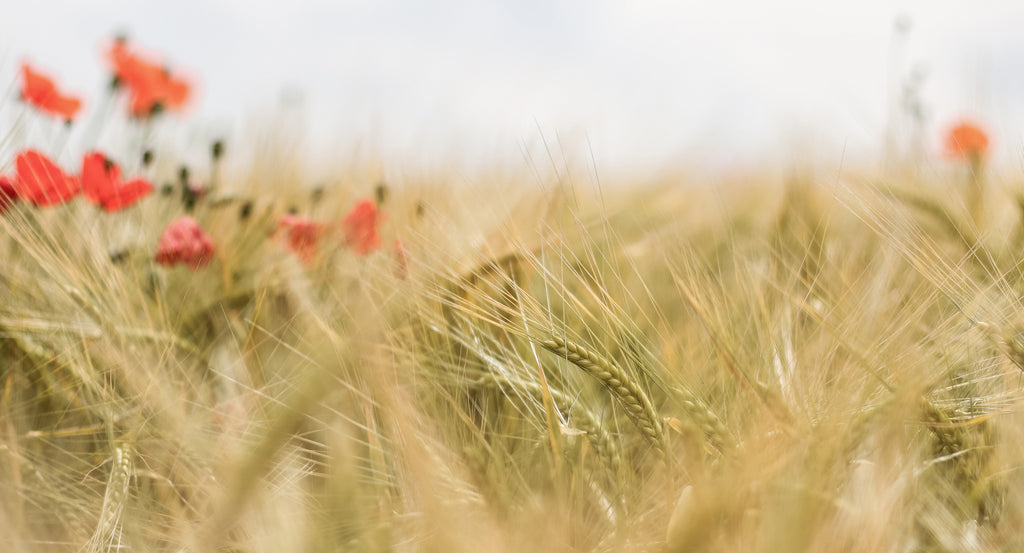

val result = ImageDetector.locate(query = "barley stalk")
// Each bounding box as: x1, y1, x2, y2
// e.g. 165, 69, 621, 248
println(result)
0, 315, 205, 360
541, 336, 665, 454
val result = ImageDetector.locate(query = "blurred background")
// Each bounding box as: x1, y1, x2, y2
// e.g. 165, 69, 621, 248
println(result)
1, 0, 1023, 176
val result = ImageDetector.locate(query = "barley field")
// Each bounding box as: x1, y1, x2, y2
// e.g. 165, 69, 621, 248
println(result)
3, 34, 1024, 553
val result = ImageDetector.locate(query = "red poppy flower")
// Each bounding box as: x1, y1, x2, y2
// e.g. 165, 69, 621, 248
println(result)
20, 63, 83, 122
0, 175, 19, 214
106, 39, 191, 117
155, 216, 215, 269
14, 150, 81, 207
944, 121, 989, 160
277, 214, 327, 264
81, 152, 154, 212
127, 72, 190, 117
342, 199, 382, 255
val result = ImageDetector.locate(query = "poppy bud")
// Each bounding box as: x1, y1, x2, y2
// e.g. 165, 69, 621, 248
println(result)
182, 183, 207, 213
109, 249, 130, 264
211, 140, 225, 161
310, 187, 324, 204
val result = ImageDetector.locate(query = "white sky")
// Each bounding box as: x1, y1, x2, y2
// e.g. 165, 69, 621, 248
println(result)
2, 1, 1024, 174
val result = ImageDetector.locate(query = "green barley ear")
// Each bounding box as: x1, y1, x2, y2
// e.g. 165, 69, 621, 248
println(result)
675, 395, 733, 454
541, 336, 665, 455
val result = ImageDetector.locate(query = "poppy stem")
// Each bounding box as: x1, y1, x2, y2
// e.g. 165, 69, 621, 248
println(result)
967, 154, 985, 222
80, 84, 117, 149
210, 140, 224, 194
49, 119, 73, 159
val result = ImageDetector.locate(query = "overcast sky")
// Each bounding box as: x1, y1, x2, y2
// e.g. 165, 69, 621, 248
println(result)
2, 1, 1024, 174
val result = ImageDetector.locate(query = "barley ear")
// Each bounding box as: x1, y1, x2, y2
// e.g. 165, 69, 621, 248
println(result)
87, 443, 134, 552
541, 336, 665, 454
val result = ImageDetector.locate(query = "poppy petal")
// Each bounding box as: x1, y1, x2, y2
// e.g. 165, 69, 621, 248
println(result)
944, 122, 989, 160
82, 151, 153, 211
106, 39, 191, 117
21, 63, 83, 121
100, 178, 153, 212
277, 214, 327, 264
14, 150, 81, 206
0, 175, 19, 214
155, 216, 215, 269
81, 151, 120, 204
342, 199, 383, 255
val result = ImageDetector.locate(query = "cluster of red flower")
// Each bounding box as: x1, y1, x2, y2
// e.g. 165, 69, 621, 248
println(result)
107, 38, 191, 117
12, 39, 203, 270
20, 38, 191, 122
0, 150, 152, 212
1, 150, 395, 271
12, 38, 201, 268
275, 200, 406, 274
11, 37, 406, 275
